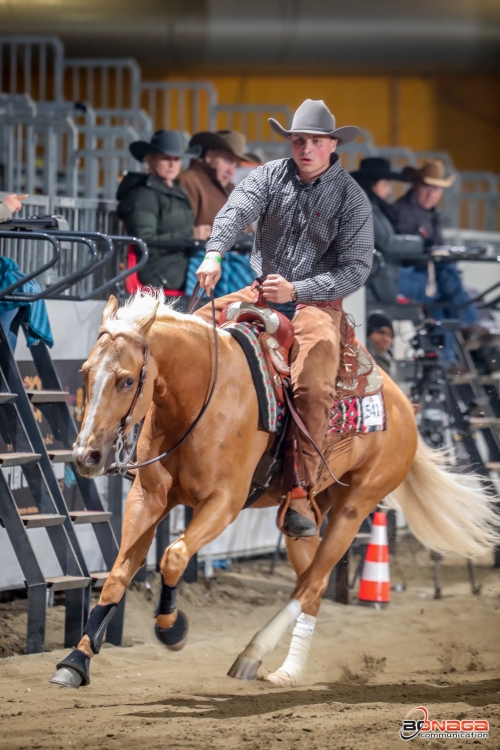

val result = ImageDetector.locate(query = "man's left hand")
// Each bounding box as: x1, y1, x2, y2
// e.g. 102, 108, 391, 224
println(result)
261, 274, 295, 303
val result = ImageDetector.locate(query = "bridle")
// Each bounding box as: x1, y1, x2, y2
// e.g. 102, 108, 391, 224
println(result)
106, 286, 218, 476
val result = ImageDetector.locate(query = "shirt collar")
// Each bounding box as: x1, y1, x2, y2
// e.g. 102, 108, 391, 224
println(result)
289, 153, 341, 187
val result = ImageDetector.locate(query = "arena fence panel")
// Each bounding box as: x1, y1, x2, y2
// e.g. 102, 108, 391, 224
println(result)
63, 58, 141, 111
0, 35, 64, 102
140, 80, 218, 134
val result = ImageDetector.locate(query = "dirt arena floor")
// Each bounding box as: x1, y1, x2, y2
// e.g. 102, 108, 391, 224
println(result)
0, 533, 499, 750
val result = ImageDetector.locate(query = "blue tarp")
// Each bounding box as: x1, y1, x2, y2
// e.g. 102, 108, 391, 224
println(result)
0, 257, 53, 347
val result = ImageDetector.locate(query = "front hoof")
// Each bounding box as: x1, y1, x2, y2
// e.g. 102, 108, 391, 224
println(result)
50, 649, 90, 688
227, 644, 263, 681
155, 610, 188, 651
49, 666, 83, 689
266, 670, 297, 687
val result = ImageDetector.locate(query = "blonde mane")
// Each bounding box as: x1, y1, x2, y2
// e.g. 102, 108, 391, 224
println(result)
100, 289, 226, 341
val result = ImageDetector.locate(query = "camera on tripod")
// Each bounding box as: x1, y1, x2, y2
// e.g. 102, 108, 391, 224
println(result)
411, 319, 460, 360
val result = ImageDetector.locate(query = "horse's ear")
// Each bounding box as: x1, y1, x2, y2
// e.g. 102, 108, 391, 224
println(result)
101, 295, 119, 325
137, 300, 161, 338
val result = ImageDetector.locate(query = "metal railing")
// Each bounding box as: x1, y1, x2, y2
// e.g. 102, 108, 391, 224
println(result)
0, 192, 126, 299
140, 80, 218, 133
2, 35, 500, 229
63, 58, 141, 111
0, 36, 64, 102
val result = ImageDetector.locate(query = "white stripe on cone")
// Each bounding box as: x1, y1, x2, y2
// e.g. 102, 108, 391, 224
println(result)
360, 561, 390, 583
370, 525, 388, 546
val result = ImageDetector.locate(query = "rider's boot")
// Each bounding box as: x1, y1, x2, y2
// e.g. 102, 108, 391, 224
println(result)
280, 486, 320, 538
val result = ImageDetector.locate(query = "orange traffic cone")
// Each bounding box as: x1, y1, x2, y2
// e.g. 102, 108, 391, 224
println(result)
358, 511, 390, 609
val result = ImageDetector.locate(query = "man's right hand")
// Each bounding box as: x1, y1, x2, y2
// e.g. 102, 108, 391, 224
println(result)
2, 194, 22, 214
196, 257, 222, 295
193, 224, 212, 240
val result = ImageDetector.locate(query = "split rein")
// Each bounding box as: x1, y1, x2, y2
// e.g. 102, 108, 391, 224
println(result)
106, 285, 218, 477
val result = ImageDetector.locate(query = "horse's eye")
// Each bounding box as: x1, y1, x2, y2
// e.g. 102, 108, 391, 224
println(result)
124, 378, 134, 387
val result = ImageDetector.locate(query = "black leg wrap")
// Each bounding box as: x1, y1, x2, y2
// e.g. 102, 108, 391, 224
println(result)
56, 649, 91, 686
155, 610, 189, 649
155, 581, 177, 617
83, 603, 118, 654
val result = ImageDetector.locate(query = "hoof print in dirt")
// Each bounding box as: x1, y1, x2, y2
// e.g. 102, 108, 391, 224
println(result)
155, 610, 189, 651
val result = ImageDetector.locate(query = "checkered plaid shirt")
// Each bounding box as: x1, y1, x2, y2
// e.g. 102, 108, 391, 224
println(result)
206, 156, 374, 303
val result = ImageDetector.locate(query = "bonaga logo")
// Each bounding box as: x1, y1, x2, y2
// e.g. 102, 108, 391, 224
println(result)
400, 706, 489, 741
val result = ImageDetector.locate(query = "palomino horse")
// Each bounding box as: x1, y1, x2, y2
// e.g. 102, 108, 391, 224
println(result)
50, 291, 499, 689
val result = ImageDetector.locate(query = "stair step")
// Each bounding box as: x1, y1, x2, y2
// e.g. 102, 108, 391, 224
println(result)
91, 571, 109, 588
70, 510, 112, 525
468, 417, 500, 428
45, 575, 91, 591
47, 449, 74, 463
21, 513, 66, 529
449, 373, 475, 385
486, 462, 500, 472
26, 389, 68, 404
0, 392, 17, 404
0, 452, 41, 467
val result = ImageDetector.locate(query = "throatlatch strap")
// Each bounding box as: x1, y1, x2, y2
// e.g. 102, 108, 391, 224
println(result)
155, 582, 177, 617
83, 603, 118, 654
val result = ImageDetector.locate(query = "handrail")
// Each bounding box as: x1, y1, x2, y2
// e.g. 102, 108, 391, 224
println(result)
0, 231, 61, 298
2, 236, 99, 301
77, 237, 148, 300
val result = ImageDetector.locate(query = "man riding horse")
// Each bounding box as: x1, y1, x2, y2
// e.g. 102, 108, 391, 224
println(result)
195, 99, 374, 538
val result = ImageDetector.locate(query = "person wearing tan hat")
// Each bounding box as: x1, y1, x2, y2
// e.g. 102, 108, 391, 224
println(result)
179, 130, 247, 228
194, 99, 373, 538
394, 160, 489, 368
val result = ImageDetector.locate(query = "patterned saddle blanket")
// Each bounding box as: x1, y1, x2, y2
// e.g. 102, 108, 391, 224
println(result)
220, 301, 387, 437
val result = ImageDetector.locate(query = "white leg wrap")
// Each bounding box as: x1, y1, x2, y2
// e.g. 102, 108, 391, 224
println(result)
266, 613, 316, 687
249, 599, 302, 658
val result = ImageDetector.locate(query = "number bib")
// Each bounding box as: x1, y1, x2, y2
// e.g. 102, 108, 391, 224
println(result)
361, 393, 384, 427
328, 392, 386, 436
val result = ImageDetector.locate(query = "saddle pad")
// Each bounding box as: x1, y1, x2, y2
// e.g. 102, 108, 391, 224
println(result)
225, 322, 285, 433
328, 392, 387, 436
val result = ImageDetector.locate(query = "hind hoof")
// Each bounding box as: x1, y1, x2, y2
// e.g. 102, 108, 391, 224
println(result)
155, 610, 188, 651
49, 666, 83, 689
266, 670, 299, 687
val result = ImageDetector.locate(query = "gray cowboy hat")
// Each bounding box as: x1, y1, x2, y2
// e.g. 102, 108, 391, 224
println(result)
130, 130, 202, 162
269, 99, 360, 145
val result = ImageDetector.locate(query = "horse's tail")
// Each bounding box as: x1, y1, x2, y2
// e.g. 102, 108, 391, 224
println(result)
387, 435, 500, 558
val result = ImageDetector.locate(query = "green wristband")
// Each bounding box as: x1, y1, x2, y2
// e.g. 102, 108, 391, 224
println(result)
204, 254, 222, 263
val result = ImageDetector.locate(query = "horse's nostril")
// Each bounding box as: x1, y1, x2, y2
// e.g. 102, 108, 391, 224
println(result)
86, 450, 102, 466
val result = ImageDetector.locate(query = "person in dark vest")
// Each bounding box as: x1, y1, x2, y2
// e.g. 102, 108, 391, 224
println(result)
117, 130, 210, 290
194, 99, 373, 538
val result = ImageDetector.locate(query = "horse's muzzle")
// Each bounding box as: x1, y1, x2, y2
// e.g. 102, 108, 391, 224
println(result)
73, 445, 108, 478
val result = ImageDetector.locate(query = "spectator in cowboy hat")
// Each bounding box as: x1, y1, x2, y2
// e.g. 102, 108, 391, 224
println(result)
117, 130, 210, 290
392, 160, 496, 367
351, 157, 425, 305
393, 160, 455, 245
178, 130, 247, 228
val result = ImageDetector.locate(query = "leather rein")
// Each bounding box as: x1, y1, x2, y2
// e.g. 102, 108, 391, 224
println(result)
107, 285, 218, 476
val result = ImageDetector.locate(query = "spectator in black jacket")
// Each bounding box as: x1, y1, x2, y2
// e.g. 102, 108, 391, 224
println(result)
351, 158, 425, 305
